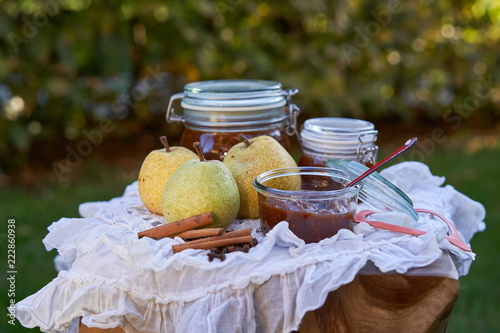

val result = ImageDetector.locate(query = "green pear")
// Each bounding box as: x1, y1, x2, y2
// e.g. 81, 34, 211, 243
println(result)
138, 136, 197, 215
223, 134, 300, 218
162, 142, 240, 229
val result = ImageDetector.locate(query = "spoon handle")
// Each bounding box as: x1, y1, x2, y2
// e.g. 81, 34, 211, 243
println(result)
347, 137, 417, 187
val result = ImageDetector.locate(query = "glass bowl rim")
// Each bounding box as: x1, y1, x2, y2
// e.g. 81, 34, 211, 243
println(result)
252, 166, 362, 199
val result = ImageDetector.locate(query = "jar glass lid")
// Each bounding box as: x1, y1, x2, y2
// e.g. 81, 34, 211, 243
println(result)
301, 117, 377, 143
325, 159, 419, 221
301, 117, 377, 153
182, 79, 287, 110
304, 117, 375, 133
185, 79, 282, 93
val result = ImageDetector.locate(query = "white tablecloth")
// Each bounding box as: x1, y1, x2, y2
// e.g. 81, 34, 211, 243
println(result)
16, 162, 485, 333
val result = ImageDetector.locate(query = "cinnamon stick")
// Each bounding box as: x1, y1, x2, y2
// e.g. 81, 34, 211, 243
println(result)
138, 212, 213, 240
179, 228, 251, 246
172, 235, 253, 254
173, 228, 225, 240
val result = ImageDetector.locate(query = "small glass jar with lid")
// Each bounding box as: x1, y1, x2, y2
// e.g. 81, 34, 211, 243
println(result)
298, 117, 379, 167
166, 79, 300, 161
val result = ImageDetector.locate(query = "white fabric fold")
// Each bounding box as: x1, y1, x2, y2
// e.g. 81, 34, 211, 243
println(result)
16, 162, 486, 333
379, 161, 486, 242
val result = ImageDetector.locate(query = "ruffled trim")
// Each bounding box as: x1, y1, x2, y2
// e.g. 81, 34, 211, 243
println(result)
17, 222, 450, 333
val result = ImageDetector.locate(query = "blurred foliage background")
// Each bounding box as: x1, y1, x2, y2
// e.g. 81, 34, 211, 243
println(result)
1, 1, 500, 332
1, 0, 500, 175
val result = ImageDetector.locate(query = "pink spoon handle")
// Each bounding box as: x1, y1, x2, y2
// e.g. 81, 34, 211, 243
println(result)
355, 210, 427, 236
354, 209, 472, 252
415, 208, 471, 252
347, 137, 417, 187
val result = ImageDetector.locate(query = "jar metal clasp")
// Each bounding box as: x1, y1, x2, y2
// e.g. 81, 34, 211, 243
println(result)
357, 131, 379, 165
282, 88, 300, 136
166, 92, 186, 124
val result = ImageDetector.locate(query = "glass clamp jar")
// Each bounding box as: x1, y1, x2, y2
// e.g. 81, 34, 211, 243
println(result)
298, 117, 379, 167
165, 80, 300, 160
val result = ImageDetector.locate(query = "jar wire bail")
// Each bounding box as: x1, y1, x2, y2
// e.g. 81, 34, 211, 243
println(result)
357, 131, 378, 165
282, 88, 300, 136
166, 92, 186, 124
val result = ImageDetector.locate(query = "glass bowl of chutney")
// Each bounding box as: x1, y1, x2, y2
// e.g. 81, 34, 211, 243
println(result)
252, 167, 363, 244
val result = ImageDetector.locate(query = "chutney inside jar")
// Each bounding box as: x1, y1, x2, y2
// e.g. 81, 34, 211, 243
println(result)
298, 147, 377, 168
180, 125, 290, 161
253, 167, 362, 244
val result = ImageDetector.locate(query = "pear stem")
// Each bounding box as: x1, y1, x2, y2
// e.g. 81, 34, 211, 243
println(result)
159, 136, 171, 153
239, 134, 252, 148
193, 142, 206, 162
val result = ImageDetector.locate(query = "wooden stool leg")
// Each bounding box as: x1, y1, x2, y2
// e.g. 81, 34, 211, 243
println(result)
312, 275, 458, 333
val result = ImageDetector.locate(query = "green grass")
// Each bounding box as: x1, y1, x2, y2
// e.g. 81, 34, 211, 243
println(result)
1, 144, 499, 332
419, 148, 500, 332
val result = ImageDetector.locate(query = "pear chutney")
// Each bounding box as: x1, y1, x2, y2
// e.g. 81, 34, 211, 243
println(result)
258, 198, 355, 244
166, 79, 301, 161
253, 167, 362, 244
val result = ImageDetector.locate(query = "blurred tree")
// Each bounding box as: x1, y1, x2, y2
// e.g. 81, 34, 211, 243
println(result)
1, 0, 499, 172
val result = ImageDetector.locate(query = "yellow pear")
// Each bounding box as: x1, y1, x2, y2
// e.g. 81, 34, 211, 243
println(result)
223, 135, 300, 218
162, 142, 240, 229
138, 136, 197, 214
